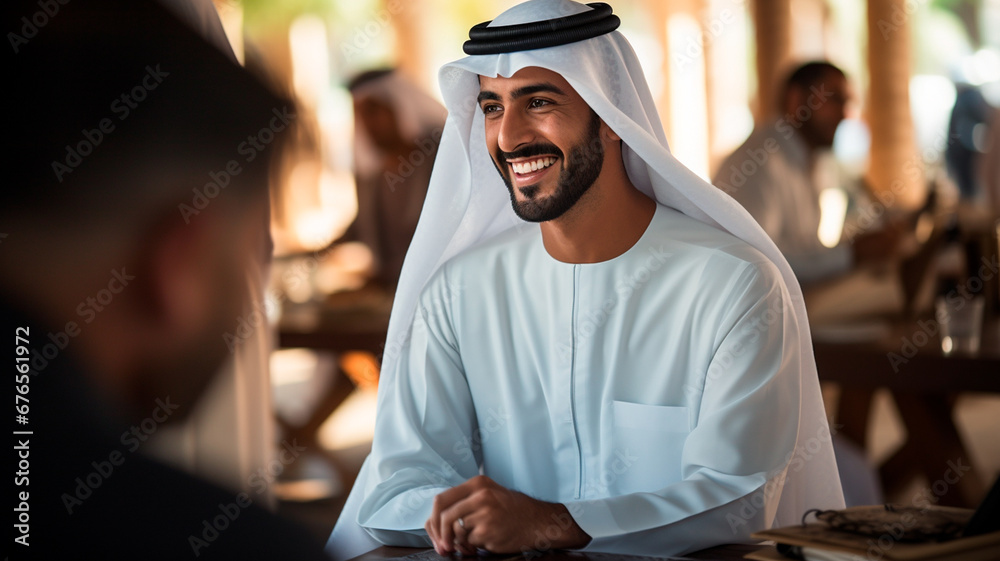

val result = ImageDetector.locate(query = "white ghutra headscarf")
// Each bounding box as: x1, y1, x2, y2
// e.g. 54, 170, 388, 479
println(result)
328, 2, 843, 558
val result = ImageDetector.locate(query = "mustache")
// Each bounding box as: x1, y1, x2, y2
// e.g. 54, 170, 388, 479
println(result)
496, 143, 564, 163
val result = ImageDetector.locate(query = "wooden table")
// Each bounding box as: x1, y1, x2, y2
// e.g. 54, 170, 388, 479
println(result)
276, 290, 392, 483
813, 316, 1000, 507
278, 289, 392, 354
350, 545, 763, 561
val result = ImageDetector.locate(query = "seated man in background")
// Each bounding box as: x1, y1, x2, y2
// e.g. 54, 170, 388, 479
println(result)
328, 2, 843, 559
714, 62, 905, 286
4, 0, 328, 558
347, 68, 447, 288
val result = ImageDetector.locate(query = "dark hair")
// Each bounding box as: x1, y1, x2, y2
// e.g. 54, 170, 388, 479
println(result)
347, 68, 396, 93
780, 61, 846, 108
7, 0, 290, 226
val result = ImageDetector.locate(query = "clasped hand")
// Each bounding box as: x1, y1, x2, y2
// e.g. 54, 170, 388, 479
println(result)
424, 475, 590, 556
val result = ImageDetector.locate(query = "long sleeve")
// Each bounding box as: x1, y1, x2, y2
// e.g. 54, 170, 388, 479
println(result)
357, 268, 480, 546
567, 263, 805, 555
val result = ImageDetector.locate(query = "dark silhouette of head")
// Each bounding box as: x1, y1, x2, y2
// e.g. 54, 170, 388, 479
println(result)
4, 0, 291, 423
780, 61, 849, 150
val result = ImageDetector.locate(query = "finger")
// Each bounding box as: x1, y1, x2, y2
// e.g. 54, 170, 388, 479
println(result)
432, 477, 498, 554
453, 515, 478, 556
453, 514, 476, 555
425, 518, 443, 555
444, 486, 494, 554
429, 483, 474, 553
427, 502, 444, 552
439, 499, 475, 553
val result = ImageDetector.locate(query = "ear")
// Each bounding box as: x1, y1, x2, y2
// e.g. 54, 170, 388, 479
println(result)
785, 87, 807, 119
140, 213, 218, 344
601, 120, 621, 142
358, 97, 396, 119
355, 97, 377, 114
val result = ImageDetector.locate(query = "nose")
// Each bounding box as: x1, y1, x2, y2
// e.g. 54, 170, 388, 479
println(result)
497, 108, 534, 154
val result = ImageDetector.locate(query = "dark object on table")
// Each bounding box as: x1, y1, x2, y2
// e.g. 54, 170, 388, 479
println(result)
963, 475, 1000, 538
803, 505, 971, 542
750, 480, 1000, 561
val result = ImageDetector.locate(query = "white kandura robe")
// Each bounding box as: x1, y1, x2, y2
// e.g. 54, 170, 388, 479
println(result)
358, 204, 824, 555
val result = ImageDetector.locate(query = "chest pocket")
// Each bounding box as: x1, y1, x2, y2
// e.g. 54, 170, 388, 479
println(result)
609, 401, 690, 495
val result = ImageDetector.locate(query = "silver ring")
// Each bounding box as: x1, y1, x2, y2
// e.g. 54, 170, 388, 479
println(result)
458, 517, 465, 529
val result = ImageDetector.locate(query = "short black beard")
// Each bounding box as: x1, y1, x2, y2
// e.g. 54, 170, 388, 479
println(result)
492, 110, 605, 223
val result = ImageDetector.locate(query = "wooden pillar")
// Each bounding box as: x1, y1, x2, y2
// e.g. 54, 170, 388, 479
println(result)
751, 0, 792, 123
647, 0, 712, 176
389, 0, 431, 93
698, 0, 716, 175
866, 0, 923, 208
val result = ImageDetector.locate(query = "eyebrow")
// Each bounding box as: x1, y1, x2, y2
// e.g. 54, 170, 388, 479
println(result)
477, 82, 567, 105
477, 90, 500, 104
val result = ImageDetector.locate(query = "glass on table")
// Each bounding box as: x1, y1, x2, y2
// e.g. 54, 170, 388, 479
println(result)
936, 295, 985, 355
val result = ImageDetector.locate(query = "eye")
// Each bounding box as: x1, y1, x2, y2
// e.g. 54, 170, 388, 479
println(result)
481, 103, 502, 117
528, 98, 552, 109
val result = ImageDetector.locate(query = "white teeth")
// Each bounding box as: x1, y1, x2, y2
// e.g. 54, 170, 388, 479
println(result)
512, 157, 555, 175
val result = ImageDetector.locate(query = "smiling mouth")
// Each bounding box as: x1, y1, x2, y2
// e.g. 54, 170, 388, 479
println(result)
507, 157, 559, 192
509, 156, 557, 175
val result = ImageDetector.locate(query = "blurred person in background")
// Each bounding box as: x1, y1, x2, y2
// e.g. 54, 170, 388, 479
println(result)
346, 68, 447, 288
947, 78, 992, 202
4, 0, 329, 558
715, 62, 906, 286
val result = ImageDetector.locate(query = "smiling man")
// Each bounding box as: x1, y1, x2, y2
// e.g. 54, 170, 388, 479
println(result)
328, 1, 843, 559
